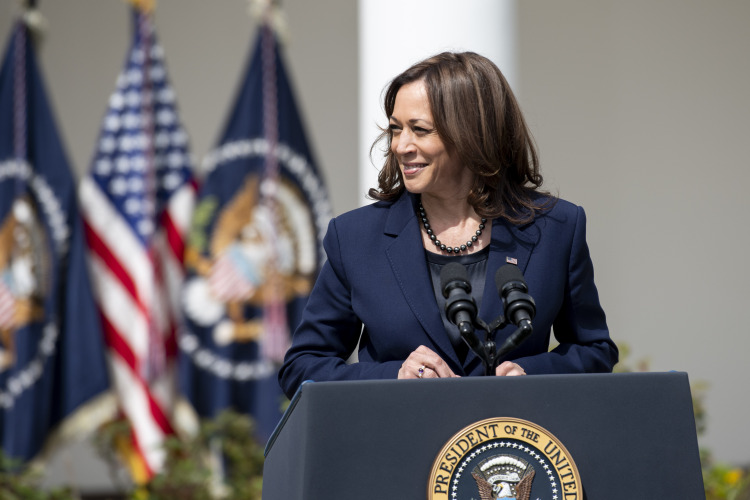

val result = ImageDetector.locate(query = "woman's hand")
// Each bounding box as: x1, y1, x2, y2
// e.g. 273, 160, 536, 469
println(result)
495, 361, 526, 376
398, 345, 458, 379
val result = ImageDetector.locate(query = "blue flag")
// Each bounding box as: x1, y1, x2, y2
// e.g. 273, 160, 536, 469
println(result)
0, 21, 109, 462
179, 24, 332, 439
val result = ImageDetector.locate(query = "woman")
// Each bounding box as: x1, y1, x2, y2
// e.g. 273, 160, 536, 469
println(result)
278, 52, 618, 398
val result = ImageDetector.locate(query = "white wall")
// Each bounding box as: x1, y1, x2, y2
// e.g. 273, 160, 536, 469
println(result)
0, 0, 748, 491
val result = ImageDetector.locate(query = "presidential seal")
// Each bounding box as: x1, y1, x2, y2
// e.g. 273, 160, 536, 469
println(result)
428, 418, 582, 500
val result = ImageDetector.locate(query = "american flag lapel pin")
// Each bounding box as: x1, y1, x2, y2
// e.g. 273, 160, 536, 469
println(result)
506, 256, 518, 265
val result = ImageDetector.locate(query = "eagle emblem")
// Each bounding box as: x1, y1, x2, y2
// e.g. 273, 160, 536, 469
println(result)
182, 174, 316, 361
0, 196, 50, 371
472, 455, 535, 500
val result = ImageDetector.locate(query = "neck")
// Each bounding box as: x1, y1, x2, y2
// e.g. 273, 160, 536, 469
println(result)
419, 193, 476, 225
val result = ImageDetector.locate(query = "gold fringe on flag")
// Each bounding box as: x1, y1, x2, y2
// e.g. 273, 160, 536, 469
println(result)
126, 0, 155, 14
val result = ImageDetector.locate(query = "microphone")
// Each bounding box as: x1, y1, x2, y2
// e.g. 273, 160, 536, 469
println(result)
494, 264, 536, 355
495, 264, 536, 326
440, 262, 478, 340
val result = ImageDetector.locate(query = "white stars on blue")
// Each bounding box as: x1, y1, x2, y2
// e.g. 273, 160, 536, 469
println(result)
90, 20, 192, 245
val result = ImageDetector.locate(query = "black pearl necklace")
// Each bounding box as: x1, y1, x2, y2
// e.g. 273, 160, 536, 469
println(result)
418, 202, 487, 254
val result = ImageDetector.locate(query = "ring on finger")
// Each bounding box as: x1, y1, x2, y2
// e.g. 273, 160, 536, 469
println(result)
418, 365, 426, 378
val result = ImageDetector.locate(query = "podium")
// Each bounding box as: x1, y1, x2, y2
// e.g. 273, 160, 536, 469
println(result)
263, 372, 704, 499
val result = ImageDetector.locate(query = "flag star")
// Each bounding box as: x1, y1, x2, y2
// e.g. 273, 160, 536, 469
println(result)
150, 44, 164, 59
124, 197, 142, 215
167, 151, 185, 168
109, 177, 128, 196
125, 90, 141, 107
158, 87, 175, 104
119, 135, 135, 153
100, 136, 116, 153
115, 156, 131, 173
95, 159, 113, 176
131, 156, 147, 172
155, 131, 170, 148
137, 218, 153, 237
123, 112, 141, 129
162, 172, 183, 191
109, 92, 124, 110
171, 130, 187, 146
127, 68, 143, 86
156, 109, 175, 126
104, 114, 121, 132
131, 48, 145, 64
131, 133, 148, 151
149, 65, 166, 82
128, 177, 145, 193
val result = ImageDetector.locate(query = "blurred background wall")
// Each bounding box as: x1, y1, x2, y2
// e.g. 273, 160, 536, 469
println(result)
1, 0, 748, 492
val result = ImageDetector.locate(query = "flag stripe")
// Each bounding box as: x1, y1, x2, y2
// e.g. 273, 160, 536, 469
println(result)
80, 177, 155, 307
101, 311, 174, 437
84, 218, 148, 319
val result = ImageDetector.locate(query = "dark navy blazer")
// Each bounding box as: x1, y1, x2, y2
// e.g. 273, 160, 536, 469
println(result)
279, 192, 618, 398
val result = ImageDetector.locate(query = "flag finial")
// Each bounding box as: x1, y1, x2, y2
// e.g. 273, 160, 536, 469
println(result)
247, 0, 289, 44
126, 0, 155, 14
17, 0, 47, 37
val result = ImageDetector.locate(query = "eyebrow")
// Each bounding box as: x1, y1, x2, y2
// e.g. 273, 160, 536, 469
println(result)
388, 116, 434, 126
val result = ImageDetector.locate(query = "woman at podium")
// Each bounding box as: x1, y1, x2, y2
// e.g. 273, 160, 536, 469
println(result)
278, 51, 618, 398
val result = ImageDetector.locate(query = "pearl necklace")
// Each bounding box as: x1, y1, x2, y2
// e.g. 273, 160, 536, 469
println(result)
418, 202, 487, 254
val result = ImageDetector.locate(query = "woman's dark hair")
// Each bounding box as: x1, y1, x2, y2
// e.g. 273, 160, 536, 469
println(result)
368, 51, 550, 224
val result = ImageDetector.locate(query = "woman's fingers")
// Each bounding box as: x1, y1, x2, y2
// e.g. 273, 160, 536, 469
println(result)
398, 345, 458, 379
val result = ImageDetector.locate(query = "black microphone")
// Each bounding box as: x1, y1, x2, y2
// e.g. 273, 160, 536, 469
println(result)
494, 264, 536, 355
440, 262, 478, 340
495, 264, 536, 326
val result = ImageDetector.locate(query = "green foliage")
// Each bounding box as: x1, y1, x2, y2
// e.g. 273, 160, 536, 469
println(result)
703, 449, 750, 500
94, 409, 264, 500
187, 197, 219, 252
0, 451, 78, 500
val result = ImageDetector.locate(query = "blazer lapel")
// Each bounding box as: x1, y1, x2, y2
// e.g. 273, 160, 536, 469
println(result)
383, 194, 460, 366
462, 217, 540, 373
479, 217, 540, 325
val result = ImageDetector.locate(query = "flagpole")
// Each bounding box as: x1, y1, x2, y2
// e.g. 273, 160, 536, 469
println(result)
259, 4, 290, 363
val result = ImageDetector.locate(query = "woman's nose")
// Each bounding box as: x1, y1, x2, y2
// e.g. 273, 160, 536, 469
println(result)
394, 129, 415, 156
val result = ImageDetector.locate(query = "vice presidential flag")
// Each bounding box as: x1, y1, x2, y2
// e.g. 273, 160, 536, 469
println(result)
179, 23, 332, 439
79, 9, 195, 481
0, 20, 109, 462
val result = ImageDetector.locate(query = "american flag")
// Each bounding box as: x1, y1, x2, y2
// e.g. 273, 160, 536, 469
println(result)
79, 9, 195, 481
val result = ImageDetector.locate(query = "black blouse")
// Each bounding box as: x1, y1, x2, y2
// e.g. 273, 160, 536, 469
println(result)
425, 245, 490, 363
